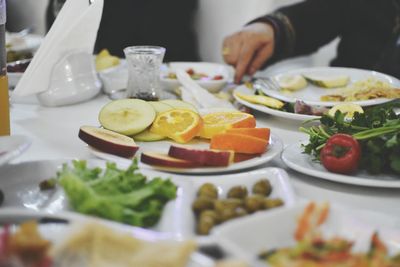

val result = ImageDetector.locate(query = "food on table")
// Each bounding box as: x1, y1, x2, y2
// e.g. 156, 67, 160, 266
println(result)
79, 125, 139, 158
303, 73, 350, 88
57, 160, 177, 227
293, 100, 329, 116
300, 99, 400, 174
7, 58, 30, 73
160, 99, 198, 112
192, 180, 284, 235
199, 111, 256, 139
320, 77, 399, 101
164, 68, 224, 81
226, 127, 270, 141
39, 177, 57, 191
141, 151, 202, 168
320, 134, 361, 174
99, 98, 156, 135
260, 202, 400, 267
133, 129, 166, 142
0, 221, 51, 267
168, 145, 234, 167
234, 91, 285, 109
275, 74, 307, 91
51, 223, 197, 267
252, 179, 272, 196
210, 133, 268, 154
95, 49, 120, 71
148, 100, 174, 114
6, 50, 33, 63
150, 109, 203, 143
327, 102, 364, 120
233, 153, 262, 163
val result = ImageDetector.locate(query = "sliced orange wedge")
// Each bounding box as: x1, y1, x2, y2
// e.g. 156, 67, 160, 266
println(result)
199, 111, 256, 139
150, 109, 203, 143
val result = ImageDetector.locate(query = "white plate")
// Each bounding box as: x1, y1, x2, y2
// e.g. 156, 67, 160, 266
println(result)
6, 33, 43, 53
160, 62, 231, 93
233, 85, 319, 121
259, 67, 400, 107
0, 135, 31, 167
281, 142, 400, 188
0, 159, 193, 237
189, 168, 296, 237
0, 208, 215, 267
89, 134, 283, 174
212, 202, 400, 264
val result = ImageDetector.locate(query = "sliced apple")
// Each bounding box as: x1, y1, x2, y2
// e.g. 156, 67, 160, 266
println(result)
133, 129, 166, 142
141, 152, 201, 168
148, 101, 173, 114
98, 99, 156, 135
233, 153, 262, 163
168, 145, 233, 167
79, 126, 139, 158
160, 99, 198, 113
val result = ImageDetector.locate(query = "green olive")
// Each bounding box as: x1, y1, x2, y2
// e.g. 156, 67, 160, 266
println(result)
263, 198, 284, 209
192, 197, 214, 214
198, 183, 218, 199
227, 186, 248, 199
244, 195, 265, 213
214, 198, 243, 213
197, 210, 217, 235
252, 179, 272, 196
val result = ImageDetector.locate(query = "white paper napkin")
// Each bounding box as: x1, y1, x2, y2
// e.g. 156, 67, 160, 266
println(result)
12, 0, 104, 97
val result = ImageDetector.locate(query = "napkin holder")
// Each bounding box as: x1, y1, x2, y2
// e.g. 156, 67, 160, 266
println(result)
37, 50, 101, 107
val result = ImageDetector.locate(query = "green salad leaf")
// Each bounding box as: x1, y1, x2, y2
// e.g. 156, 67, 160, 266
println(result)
56, 159, 177, 227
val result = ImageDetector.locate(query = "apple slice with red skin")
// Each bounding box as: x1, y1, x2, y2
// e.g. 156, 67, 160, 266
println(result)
141, 152, 201, 168
168, 145, 233, 167
79, 126, 139, 158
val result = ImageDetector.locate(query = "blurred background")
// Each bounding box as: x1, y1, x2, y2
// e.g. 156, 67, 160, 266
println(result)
5, 0, 338, 72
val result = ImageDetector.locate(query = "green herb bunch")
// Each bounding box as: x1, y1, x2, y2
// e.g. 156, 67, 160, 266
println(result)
300, 100, 400, 174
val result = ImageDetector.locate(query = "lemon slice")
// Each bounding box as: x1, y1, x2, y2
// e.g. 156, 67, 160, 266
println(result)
303, 74, 349, 88
328, 103, 364, 119
275, 74, 307, 91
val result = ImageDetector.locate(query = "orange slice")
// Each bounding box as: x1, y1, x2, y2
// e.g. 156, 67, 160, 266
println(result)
150, 109, 203, 143
199, 112, 256, 139
210, 133, 268, 154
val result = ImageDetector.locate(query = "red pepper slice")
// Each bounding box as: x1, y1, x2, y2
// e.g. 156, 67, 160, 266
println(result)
320, 133, 361, 174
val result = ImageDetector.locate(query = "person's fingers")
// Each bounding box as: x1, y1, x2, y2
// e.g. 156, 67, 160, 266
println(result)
234, 39, 262, 83
222, 35, 242, 66
247, 42, 274, 76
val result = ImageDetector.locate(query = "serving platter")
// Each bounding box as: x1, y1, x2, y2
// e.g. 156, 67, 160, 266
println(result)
212, 202, 400, 265
89, 134, 283, 174
281, 142, 400, 188
233, 85, 319, 121
259, 67, 400, 107
0, 159, 295, 239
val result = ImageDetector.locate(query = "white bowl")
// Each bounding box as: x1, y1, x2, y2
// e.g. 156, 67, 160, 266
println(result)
161, 62, 231, 93
98, 60, 128, 94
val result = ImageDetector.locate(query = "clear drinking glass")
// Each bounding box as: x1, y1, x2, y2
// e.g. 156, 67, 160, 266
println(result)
123, 46, 166, 101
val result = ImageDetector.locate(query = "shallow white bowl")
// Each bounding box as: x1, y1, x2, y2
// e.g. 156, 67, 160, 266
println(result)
161, 62, 231, 93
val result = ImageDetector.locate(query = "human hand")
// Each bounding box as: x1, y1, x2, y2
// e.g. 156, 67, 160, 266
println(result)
222, 22, 275, 84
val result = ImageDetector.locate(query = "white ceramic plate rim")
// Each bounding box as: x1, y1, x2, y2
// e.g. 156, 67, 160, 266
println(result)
234, 85, 319, 121
259, 67, 400, 107
90, 134, 283, 174
0, 135, 31, 167
281, 141, 400, 188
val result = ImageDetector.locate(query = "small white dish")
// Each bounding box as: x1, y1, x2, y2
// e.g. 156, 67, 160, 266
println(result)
37, 51, 102, 107
281, 141, 400, 188
0, 135, 31, 167
161, 62, 231, 93
212, 202, 400, 264
89, 134, 284, 175
234, 85, 319, 122
259, 67, 400, 107
98, 59, 128, 94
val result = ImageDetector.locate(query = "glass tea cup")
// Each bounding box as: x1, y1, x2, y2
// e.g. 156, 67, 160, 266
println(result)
123, 46, 166, 101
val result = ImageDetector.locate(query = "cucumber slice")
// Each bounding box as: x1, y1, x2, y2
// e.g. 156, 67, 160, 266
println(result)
133, 129, 166, 142
99, 99, 156, 135
160, 99, 198, 112
148, 101, 173, 114
303, 74, 349, 88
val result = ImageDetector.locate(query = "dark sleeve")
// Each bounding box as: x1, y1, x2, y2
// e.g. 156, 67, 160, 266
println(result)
251, 0, 349, 61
